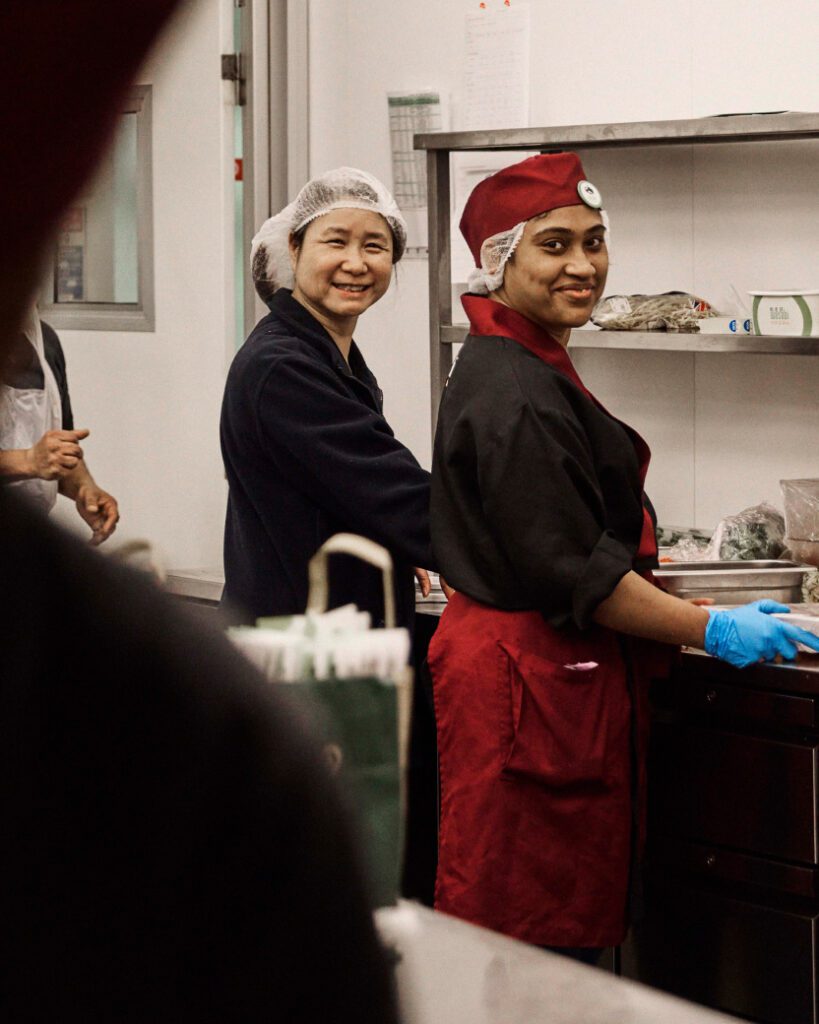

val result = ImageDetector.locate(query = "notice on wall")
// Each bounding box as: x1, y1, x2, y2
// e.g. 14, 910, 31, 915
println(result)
463, 2, 530, 132
387, 90, 447, 253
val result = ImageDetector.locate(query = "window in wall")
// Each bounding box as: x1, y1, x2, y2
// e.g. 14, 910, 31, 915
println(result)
39, 85, 154, 332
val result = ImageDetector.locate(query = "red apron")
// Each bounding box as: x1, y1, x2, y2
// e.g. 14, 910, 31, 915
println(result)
428, 298, 674, 948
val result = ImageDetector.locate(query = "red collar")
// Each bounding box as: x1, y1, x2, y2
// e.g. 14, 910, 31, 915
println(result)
461, 294, 594, 400
460, 292, 653, 478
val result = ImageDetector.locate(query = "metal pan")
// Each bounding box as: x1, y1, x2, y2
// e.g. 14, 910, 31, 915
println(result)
653, 560, 813, 604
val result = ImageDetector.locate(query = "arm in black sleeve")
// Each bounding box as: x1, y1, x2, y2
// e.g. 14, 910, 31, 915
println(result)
41, 321, 74, 430
477, 398, 635, 629
257, 352, 434, 569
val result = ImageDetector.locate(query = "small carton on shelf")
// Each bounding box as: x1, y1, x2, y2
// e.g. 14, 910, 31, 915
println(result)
707, 315, 751, 334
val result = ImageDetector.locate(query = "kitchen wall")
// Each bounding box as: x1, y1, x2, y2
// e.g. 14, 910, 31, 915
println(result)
50, 0, 236, 568
307, 0, 819, 531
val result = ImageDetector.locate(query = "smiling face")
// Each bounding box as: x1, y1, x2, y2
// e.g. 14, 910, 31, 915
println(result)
288, 208, 394, 330
493, 204, 608, 345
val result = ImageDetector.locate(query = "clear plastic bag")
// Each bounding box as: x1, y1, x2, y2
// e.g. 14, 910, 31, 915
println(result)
706, 502, 786, 561
802, 568, 819, 603
663, 535, 712, 562
780, 479, 819, 541
591, 291, 716, 332
656, 525, 712, 562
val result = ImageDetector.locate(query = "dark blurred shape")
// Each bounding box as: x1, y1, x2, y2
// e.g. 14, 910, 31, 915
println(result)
0, 0, 180, 344
0, 489, 399, 1020
0, 4, 400, 1020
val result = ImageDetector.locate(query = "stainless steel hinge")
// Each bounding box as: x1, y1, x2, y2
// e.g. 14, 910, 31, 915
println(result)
221, 53, 246, 106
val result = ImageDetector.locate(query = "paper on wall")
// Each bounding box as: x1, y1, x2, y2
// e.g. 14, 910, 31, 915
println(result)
463, 2, 530, 132
387, 90, 447, 251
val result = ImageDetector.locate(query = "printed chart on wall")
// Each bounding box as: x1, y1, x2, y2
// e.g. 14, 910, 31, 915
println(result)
464, 1, 530, 131
387, 91, 446, 253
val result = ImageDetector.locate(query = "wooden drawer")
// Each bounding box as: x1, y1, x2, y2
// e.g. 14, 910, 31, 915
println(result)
649, 722, 819, 864
651, 837, 819, 898
674, 678, 819, 729
621, 874, 819, 1024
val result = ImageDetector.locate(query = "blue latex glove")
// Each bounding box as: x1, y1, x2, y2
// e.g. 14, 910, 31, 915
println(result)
704, 599, 819, 669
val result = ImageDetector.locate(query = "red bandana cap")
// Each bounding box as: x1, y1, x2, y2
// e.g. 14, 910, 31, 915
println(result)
460, 152, 600, 267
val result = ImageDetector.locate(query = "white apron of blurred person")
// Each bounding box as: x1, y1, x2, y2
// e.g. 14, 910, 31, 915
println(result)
0, 309, 62, 512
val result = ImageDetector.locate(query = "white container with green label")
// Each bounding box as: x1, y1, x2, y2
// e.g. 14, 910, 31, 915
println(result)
749, 290, 819, 337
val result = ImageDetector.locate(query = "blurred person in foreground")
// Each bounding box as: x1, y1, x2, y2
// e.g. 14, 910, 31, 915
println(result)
0, 307, 119, 544
0, 2, 399, 1020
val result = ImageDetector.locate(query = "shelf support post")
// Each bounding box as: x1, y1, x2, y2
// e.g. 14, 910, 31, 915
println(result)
427, 148, 452, 441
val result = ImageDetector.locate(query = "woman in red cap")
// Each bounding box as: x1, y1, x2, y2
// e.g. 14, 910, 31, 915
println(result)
428, 151, 819, 961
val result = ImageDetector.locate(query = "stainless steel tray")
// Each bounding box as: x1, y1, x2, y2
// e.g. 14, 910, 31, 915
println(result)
654, 559, 813, 603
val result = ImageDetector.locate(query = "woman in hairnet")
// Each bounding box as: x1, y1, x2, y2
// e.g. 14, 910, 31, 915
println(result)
221, 167, 432, 628
428, 152, 819, 961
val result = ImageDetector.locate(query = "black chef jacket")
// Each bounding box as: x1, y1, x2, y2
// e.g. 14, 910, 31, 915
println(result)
431, 296, 653, 630
221, 289, 432, 627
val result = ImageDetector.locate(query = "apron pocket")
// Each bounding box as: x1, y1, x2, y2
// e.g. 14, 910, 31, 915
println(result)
498, 640, 612, 787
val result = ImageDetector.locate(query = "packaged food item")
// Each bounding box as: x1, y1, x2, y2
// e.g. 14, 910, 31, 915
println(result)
784, 538, 819, 569
591, 291, 715, 332
656, 525, 712, 563
780, 479, 819, 541
706, 502, 786, 561
707, 315, 751, 335
750, 290, 819, 337
803, 568, 819, 604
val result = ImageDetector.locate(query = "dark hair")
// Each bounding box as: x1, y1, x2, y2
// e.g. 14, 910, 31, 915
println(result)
251, 244, 276, 305
290, 223, 309, 251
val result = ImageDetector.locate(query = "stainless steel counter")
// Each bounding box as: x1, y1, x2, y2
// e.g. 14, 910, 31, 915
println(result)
377, 901, 742, 1024
165, 569, 223, 604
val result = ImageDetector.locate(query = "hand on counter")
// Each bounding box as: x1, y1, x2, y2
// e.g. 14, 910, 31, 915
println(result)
414, 567, 431, 598
704, 600, 819, 669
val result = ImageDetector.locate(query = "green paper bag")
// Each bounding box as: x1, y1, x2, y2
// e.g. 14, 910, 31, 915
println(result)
287, 674, 405, 907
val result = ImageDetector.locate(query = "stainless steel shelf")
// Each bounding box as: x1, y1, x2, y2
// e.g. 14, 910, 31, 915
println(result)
422, 111, 819, 433
415, 111, 819, 153
440, 325, 819, 355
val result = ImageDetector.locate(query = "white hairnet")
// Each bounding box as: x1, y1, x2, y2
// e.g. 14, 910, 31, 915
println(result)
251, 167, 408, 304
467, 210, 611, 296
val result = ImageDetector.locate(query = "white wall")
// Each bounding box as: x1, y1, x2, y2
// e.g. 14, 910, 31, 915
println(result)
51, 0, 235, 569
307, 0, 819, 530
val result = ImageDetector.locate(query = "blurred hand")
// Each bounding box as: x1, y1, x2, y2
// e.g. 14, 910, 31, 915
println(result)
414, 567, 431, 598
440, 576, 456, 601
687, 598, 715, 606
75, 483, 119, 545
26, 428, 89, 480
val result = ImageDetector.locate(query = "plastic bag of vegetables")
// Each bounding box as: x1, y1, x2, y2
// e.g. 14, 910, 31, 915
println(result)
706, 502, 786, 561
